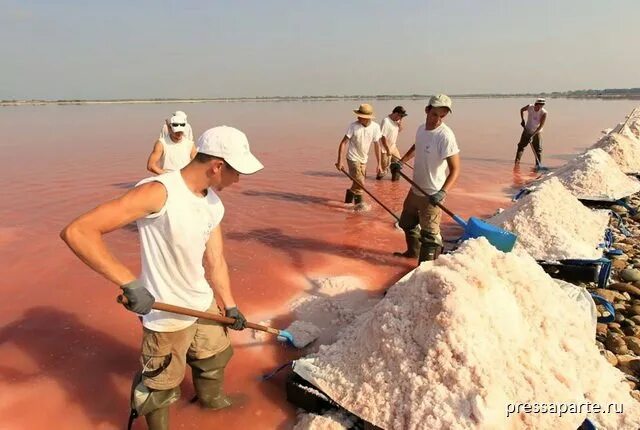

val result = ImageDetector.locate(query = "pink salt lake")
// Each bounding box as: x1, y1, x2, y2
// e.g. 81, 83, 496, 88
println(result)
0, 98, 636, 429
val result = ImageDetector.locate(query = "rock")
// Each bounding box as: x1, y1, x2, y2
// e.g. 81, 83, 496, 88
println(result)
621, 269, 640, 283
603, 349, 618, 366
625, 379, 637, 389
597, 323, 609, 336
609, 322, 622, 329
613, 259, 629, 270
615, 312, 626, 323
612, 205, 629, 215
629, 305, 640, 317
596, 340, 606, 350
611, 253, 630, 262
623, 326, 640, 337
606, 334, 630, 354
632, 391, 640, 402
623, 292, 632, 301
593, 288, 626, 303
631, 316, 640, 325
609, 282, 640, 297
615, 243, 634, 253
621, 319, 636, 328
626, 337, 640, 355
610, 326, 625, 335
614, 303, 628, 311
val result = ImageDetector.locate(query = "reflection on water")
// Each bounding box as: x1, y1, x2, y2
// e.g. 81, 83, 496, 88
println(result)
0, 98, 637, 428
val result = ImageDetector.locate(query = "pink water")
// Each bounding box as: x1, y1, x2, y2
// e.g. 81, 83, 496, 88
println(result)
0, 98, 636, 429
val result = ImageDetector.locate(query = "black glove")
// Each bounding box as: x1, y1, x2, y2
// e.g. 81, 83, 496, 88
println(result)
520, 119, 525, 128
121, 280, 155, 315
225, 307, 247, 330
429, 190, 447, 205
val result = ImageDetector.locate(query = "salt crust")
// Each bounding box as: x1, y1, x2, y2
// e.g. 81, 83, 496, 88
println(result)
289, 276, 379, 346
537, 148, 640, 200
591, 132, 640, 174
488, 177, 609, 260
286, 320, 322, 348
293, 410, 355, 430
299, 239, 640, 430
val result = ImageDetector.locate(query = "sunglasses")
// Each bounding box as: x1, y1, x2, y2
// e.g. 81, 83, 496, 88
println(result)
171, 123, 186, 127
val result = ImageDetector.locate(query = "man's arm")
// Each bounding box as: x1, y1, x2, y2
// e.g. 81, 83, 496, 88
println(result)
374, 139, 382, 173
190, 142, 197, 160
441, 153, 461, 193
379, 135, 391, 154
60, 182, 167, 286
203, 225, 236, 309
147, 140, 165, 175
335, 136, 349, 170
533, 112, 547, 135
520, 105, 529, 127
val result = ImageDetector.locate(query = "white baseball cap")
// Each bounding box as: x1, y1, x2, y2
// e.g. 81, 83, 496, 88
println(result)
196, 126, 264, 175
169, 115, 187, 133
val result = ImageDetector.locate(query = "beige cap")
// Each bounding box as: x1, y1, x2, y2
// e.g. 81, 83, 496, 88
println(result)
353, 103, 375, 119
428, 94, 453, 112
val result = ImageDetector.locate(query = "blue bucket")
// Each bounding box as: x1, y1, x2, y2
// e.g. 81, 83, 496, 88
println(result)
460, 217, 518, 252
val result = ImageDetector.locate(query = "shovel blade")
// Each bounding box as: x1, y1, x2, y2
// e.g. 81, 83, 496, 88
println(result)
462, 217, 517, 252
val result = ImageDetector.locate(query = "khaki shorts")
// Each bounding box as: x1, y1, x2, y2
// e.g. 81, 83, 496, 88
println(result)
140, 304, 230, 390
347, 159, 366, 195
399, 190, 443, 245
380, 146, 401, 173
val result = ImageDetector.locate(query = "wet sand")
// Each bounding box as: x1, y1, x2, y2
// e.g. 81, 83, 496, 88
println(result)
0, 98, 637, 429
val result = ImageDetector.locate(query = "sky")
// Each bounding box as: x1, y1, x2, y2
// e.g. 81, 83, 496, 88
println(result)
1, 0, 639, 100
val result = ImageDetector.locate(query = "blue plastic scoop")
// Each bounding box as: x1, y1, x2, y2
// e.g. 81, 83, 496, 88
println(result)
396, 170, 517, 252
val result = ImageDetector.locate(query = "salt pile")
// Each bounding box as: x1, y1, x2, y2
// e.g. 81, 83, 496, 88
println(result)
285, 320, 322, 348
289, 276, 379, 346
487, 177, 609, 260
537, 148, 640, 200
294, 239, 640, 430
293, 410, 355, 430
591, 132, 640, 174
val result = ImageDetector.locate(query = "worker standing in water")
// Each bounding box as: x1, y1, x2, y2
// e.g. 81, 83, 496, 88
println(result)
514, 98, 547, 167
394, 94, 461, 262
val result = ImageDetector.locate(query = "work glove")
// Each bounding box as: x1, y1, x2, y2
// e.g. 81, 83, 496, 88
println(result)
225, 307, 247, 330
429, 190, 447, 205
120, 280, 155, 315
520, 119, 525, 128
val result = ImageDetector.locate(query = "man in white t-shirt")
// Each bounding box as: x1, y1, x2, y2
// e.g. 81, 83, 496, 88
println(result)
335, 103, 383, 210
395, 94, 461, 262
147, 113, 197, 174
61, 126, 263, 430
377, 106, 407, 181
514, 98, 548, 167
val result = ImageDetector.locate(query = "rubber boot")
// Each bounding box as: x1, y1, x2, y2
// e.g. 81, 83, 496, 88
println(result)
344, 189, 354, 204
145, 407, 169, 430
190, 346, 234, 410
418, 244, 443, 263
390, 162, 401, 182
391, 170, 400, 181
353, 194, 365, 211
393, 232, 420, 258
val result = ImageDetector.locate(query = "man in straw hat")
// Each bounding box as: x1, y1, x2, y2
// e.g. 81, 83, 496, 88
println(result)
514, 98, 547, 167
335, 103, 383, 209
61, 126, 263, 429
394, 94, 461, 262
377, 106, 408, 181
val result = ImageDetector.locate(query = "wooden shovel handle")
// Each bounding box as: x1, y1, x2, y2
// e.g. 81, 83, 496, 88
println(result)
117, 295, 280, 335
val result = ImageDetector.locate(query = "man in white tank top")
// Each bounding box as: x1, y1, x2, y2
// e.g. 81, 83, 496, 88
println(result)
514, 98, 548, 167
61, 126, 263, 430
147, 113, 197, 174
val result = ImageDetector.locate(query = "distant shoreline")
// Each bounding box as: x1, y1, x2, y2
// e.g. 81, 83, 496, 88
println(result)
2, 91, 640, 107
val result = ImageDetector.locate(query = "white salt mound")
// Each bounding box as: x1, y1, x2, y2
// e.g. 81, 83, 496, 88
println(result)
293, 410, 355, 430
591, 132, 640, 173
296, 239, 640, 430
537, 148, 640, 200
488, 177, 609, 260
285, 320, 321, 348
290, 276, 379, 346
